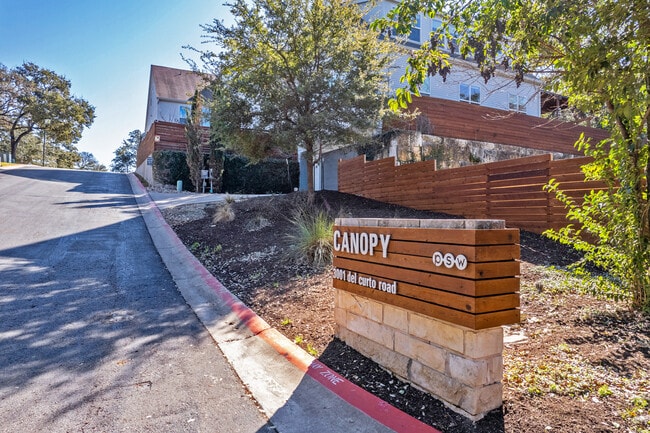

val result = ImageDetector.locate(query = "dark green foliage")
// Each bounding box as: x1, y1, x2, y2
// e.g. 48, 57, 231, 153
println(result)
0, 62, 95, 162
153, 150, 298, 194
198, 0, 395, 192
111, 130, 141, 173
208, 145, 225, 194
152, 151, 194, 191
356, 136, 387, 162
222, 155, 299, 194
76, 151, 105, 171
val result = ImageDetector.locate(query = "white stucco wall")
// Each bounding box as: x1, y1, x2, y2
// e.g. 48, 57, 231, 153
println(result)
144, 81, 158, 133
368, 0, 542, 117
135, 159, 154, 185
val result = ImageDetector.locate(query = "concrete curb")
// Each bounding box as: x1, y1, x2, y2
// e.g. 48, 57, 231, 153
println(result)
128, 173, 441, 433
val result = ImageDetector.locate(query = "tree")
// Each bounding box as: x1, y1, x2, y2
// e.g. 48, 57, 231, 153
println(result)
1, 130, 84, 167
185, 91, 207, 192
375, 0, 649, 310
0, 62, 95, 162
51, 142, 81, 169
76, 151, 106, 171
111, 130, 141, 173
195, 0, 397, 193
5, 133, 40, 164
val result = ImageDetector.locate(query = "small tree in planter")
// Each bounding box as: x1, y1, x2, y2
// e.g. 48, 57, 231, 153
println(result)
185, 90, 207, 193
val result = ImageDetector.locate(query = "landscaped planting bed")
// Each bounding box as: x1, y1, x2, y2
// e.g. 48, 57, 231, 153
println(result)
162, 191, 650, 433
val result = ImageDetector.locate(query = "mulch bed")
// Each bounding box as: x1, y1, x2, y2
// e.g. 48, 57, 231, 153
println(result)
163, 191, 650, 433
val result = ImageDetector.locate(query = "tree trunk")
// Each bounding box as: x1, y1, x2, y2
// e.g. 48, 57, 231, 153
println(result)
10, 136, 18, 162
304, 157, 316, 204
209, 146, 224, 193
304, 138, 316, 196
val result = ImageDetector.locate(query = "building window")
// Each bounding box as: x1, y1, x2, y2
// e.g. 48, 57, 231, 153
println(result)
408, 15, 421, 43
460, 84, 480, 104
179, 105, 190, 124
509, 94, 527, 113
180, 105, 211, 126
431, 19, 458, 53
201, 107, 211, 127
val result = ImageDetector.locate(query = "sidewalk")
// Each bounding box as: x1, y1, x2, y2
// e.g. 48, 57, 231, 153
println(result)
148, 190, 269, 210
129, 174, 442, 433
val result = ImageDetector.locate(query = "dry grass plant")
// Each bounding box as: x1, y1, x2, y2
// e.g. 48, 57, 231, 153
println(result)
213, 201, 235, 223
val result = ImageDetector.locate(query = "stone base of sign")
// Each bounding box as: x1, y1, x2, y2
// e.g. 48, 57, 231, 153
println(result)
335, 289, 504, 420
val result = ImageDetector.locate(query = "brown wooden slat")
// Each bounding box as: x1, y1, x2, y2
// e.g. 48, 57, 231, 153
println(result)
338, 149, 608, 235
335, 277, 519, 315
335, 279, 478, 328
334, 279, 519, 329
489, 206, 549, 216
334, 249, 520, 279
333, 256, 519, 297
333, 226, 520, 246
387, 240, 519, 262
475, 309, 521, 329
404, 97, 609, 155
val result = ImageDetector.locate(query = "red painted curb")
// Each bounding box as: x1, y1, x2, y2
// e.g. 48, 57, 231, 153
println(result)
129, 175, 442, 433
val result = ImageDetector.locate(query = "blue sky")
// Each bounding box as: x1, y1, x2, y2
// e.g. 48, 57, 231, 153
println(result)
0, 1, 231, 167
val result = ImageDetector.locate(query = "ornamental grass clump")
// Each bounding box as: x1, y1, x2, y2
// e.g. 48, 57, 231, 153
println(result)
286, 205, 334, 268
213, 201, 235, 223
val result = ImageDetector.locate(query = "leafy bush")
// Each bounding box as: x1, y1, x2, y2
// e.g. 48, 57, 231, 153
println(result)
153, 151, 298, 194
544, 136, 650, 311
152, 150, 194, 191
286, 204, 334, 268
222, 155, 299, 194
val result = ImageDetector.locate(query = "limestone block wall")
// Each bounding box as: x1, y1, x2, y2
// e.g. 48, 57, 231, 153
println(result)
377, 131, 574, 168
335, 289, 504, 420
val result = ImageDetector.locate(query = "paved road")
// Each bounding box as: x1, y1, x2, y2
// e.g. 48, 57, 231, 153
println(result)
0, 167, 275, 432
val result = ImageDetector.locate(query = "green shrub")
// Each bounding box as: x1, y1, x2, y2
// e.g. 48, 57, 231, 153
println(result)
545, 139, 649, 311
222, 155, 299, 194
286, 205, 334, 268
152, 150, 194, 190
152, 151, 299, 194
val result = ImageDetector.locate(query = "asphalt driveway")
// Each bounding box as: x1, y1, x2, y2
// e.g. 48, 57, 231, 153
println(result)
0, 166, 274, 432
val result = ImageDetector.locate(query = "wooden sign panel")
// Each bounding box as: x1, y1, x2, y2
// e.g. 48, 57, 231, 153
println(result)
332, 219, 520, 330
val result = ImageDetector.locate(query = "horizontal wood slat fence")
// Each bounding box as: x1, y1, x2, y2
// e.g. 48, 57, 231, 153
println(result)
338, 154, 608, 234
137, 121, 211, 167
404, 97, 610, 155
